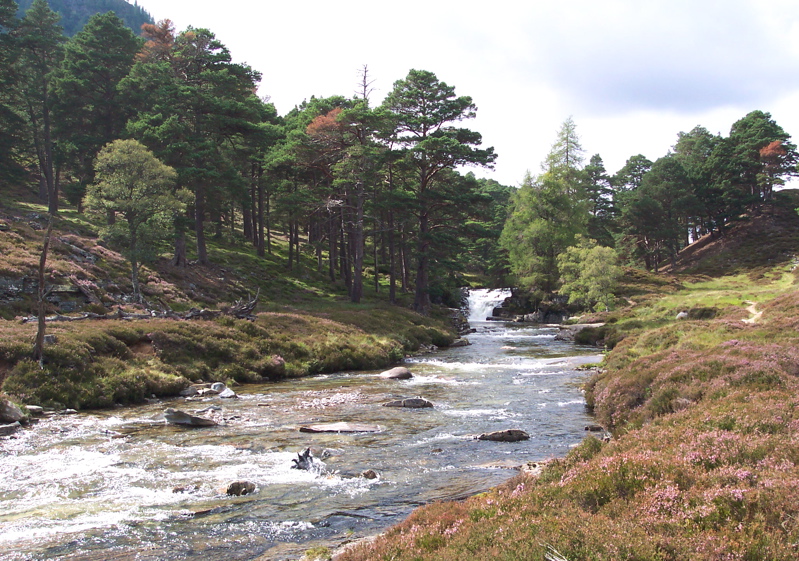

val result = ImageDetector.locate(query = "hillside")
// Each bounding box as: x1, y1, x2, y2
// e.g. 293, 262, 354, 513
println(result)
337, 194, 799, 560
15, 0, 153, 35
0, 187, 457, 410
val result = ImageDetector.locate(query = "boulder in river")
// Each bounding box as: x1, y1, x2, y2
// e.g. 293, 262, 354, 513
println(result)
225, 481, 256, 496
0, 421, 21, 436
477, 429, 530, 442
163, 407, 217, 427
379, 366, 413, 380
449, 338, 470, 348
0, 397, 26, 424
25, 405, 44, 416
218, 387, 238, 399
299, 422, 382, 433
210, 382, 226, 392
382, 397, 434, 408
361, 469, 379, 479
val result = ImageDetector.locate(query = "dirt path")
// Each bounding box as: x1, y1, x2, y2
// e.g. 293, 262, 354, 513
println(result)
742, 301, 763, 324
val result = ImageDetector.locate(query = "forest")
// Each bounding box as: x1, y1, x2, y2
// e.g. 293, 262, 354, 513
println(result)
1, 0, 797, 317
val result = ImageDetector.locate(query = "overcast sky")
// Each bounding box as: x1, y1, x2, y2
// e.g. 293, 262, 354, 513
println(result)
134, 0, 799, 187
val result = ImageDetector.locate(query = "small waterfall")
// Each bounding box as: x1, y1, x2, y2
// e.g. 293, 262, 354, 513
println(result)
467, 288, 511, 322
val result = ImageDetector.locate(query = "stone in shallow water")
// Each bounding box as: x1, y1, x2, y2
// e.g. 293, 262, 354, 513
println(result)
225, 481, 256, 496
379, 366, 413, 379
298, 422, 382, 433
382, 397, 434, 408
477, 429, 530, 442
163, 407, 217, 427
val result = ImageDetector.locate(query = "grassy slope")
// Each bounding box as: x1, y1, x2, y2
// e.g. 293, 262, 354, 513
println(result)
0, 187, 454, 410
337, 191, 799, 561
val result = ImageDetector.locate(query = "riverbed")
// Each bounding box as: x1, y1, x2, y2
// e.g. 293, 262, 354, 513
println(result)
0, 295, 600, 561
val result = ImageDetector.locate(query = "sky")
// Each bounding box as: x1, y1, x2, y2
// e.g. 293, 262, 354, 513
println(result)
133, 0, 799, 187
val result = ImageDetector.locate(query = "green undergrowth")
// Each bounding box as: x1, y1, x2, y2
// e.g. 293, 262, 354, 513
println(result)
338, 259, 799, 560
0, 305, 452, 410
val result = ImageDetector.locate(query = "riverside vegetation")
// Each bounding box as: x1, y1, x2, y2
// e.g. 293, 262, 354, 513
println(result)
336, 193, 799, 560
0, 188, 455, 411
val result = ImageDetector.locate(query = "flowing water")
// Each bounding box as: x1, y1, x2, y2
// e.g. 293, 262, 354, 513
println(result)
0, 290, 601, 560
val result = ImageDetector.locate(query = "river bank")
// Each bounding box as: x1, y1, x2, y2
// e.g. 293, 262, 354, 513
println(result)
0, 309, 601, 561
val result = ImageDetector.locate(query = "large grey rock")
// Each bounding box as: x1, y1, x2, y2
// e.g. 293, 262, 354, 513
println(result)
379, 366, 413, 380
449, 338, 470, 348
163, 408, 217, 427
477, 429, 530, 442
0, 421, 21, 436
210, 382, 226, 392
25, 405, 44, 416
218, 387, 237, 399
0, 398, 26, 424
382, 397, 434, 408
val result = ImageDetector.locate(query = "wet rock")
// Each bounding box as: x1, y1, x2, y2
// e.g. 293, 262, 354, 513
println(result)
196, 388, 219, 397
554, 323, 605, 342
218, 387, 238, 399
382, 397, 434, 408
291, 448, 315, 470
0, 397, 25, 424
299, 422, 382, 433
585, 424, 604, 432
379, 366, 413, 380
194, 405, 222, 414
179, 386, 198, 397
210, 382, 226, 392
25, 405, 44, 416
225, 481, 256, 496
449, 338, 470, 348
172, 484, 200, 494
361, 469, 378, 479
163, 407, 217, 427
60, 409, 78, 415
477, 429, 530, 442
0, 421, 21, 436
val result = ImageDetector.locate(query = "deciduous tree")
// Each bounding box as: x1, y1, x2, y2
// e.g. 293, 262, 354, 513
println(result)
86, 139, 187, 302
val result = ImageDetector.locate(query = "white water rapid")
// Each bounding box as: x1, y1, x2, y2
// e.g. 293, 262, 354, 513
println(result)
467, 288, 512, 322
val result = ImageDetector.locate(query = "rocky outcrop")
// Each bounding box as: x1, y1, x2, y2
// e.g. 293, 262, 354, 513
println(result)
382, 397, 434, 408
554, 323, 605, 342
163, 408, 217, 427
477, 429, 530, 442
449, 338, 470, 348
379, 367, 413, 380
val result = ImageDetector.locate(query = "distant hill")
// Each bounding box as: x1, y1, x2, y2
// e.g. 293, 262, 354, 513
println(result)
15, 0, 153, 36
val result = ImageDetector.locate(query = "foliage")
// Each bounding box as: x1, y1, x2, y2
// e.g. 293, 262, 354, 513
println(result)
558, 236, 621, 311
15, 0, 153, 36
86, 139, 185, 301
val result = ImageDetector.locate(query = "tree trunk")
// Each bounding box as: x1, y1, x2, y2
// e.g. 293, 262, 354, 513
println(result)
172, 229, 187, 267
328, 214, 337, 282
195, 184, 208, 265
351, 181, 365, 303
413, 211, 430, 314
388, 208, 396, 304
32, 217, 53, 363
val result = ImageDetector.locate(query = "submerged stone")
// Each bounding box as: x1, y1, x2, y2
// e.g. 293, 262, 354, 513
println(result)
163, 407, 217, 427
379, 366, 413, 379
382, 397, 434, 408
477, 429, 530, 442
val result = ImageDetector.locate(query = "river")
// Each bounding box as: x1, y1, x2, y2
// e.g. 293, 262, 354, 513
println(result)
0, 290, 601, 560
